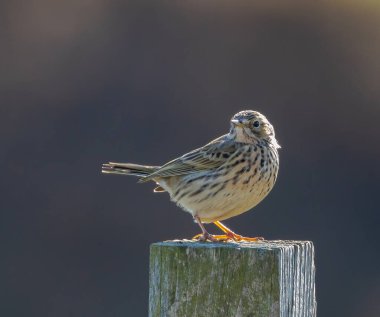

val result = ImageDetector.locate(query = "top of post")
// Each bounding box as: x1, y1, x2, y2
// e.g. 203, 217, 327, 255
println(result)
151, 239, 314, 250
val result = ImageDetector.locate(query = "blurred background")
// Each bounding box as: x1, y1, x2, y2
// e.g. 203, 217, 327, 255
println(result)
1, 0, 380, 316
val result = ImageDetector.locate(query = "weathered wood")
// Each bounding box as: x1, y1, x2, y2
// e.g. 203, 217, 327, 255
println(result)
149, 240, 316, 317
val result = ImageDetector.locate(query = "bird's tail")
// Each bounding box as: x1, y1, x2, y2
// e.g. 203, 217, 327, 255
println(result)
102, 162, 159, 178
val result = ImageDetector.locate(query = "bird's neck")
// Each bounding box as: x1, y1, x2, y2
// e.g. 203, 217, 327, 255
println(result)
228, 127, 280, 149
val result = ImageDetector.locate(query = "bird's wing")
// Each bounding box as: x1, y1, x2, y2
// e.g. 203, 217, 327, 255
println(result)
139, 135, 236, 182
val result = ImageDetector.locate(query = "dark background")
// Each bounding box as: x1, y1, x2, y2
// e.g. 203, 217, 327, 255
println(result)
1, 1, 379, 316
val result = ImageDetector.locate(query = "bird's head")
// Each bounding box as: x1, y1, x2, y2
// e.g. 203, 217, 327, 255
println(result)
229, 110, 280, 148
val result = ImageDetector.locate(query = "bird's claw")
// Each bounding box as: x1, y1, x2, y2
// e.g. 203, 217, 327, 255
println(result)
225, 231, 264, 242
192, 233, 230, 242
192, 232, 263, 242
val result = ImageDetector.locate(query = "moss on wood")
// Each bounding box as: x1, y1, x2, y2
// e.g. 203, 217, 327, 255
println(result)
149, 240, 315, 317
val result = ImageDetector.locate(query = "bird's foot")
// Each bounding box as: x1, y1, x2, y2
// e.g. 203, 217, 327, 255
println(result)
192, 232, 262, 242
225, 231, 264, 242
192, 233, 230, 242
212, 221, 264, 242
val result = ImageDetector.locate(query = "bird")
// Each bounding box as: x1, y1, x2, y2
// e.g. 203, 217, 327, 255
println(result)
102, 110, 280, 242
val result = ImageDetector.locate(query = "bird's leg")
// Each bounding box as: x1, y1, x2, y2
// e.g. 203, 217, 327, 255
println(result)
192, 216, 217, 242
213, 221, 264, 242
192, 216, 229, 242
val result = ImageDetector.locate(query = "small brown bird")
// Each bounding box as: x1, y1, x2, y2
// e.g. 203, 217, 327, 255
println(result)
102, 110, 280, 242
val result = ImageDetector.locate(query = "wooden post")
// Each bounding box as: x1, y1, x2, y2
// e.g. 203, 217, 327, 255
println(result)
149, 240, 316, 317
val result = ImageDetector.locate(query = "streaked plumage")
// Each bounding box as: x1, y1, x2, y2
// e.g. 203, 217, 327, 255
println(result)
102, 110, 280, 241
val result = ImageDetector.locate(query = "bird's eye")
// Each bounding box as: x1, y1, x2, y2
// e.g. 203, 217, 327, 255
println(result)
253, 121, 260, 128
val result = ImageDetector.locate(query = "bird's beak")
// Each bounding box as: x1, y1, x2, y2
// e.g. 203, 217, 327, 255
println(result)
231, 119, 244, 127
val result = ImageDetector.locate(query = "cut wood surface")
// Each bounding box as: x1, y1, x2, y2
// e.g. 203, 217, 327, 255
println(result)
149, 240, 316, 317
